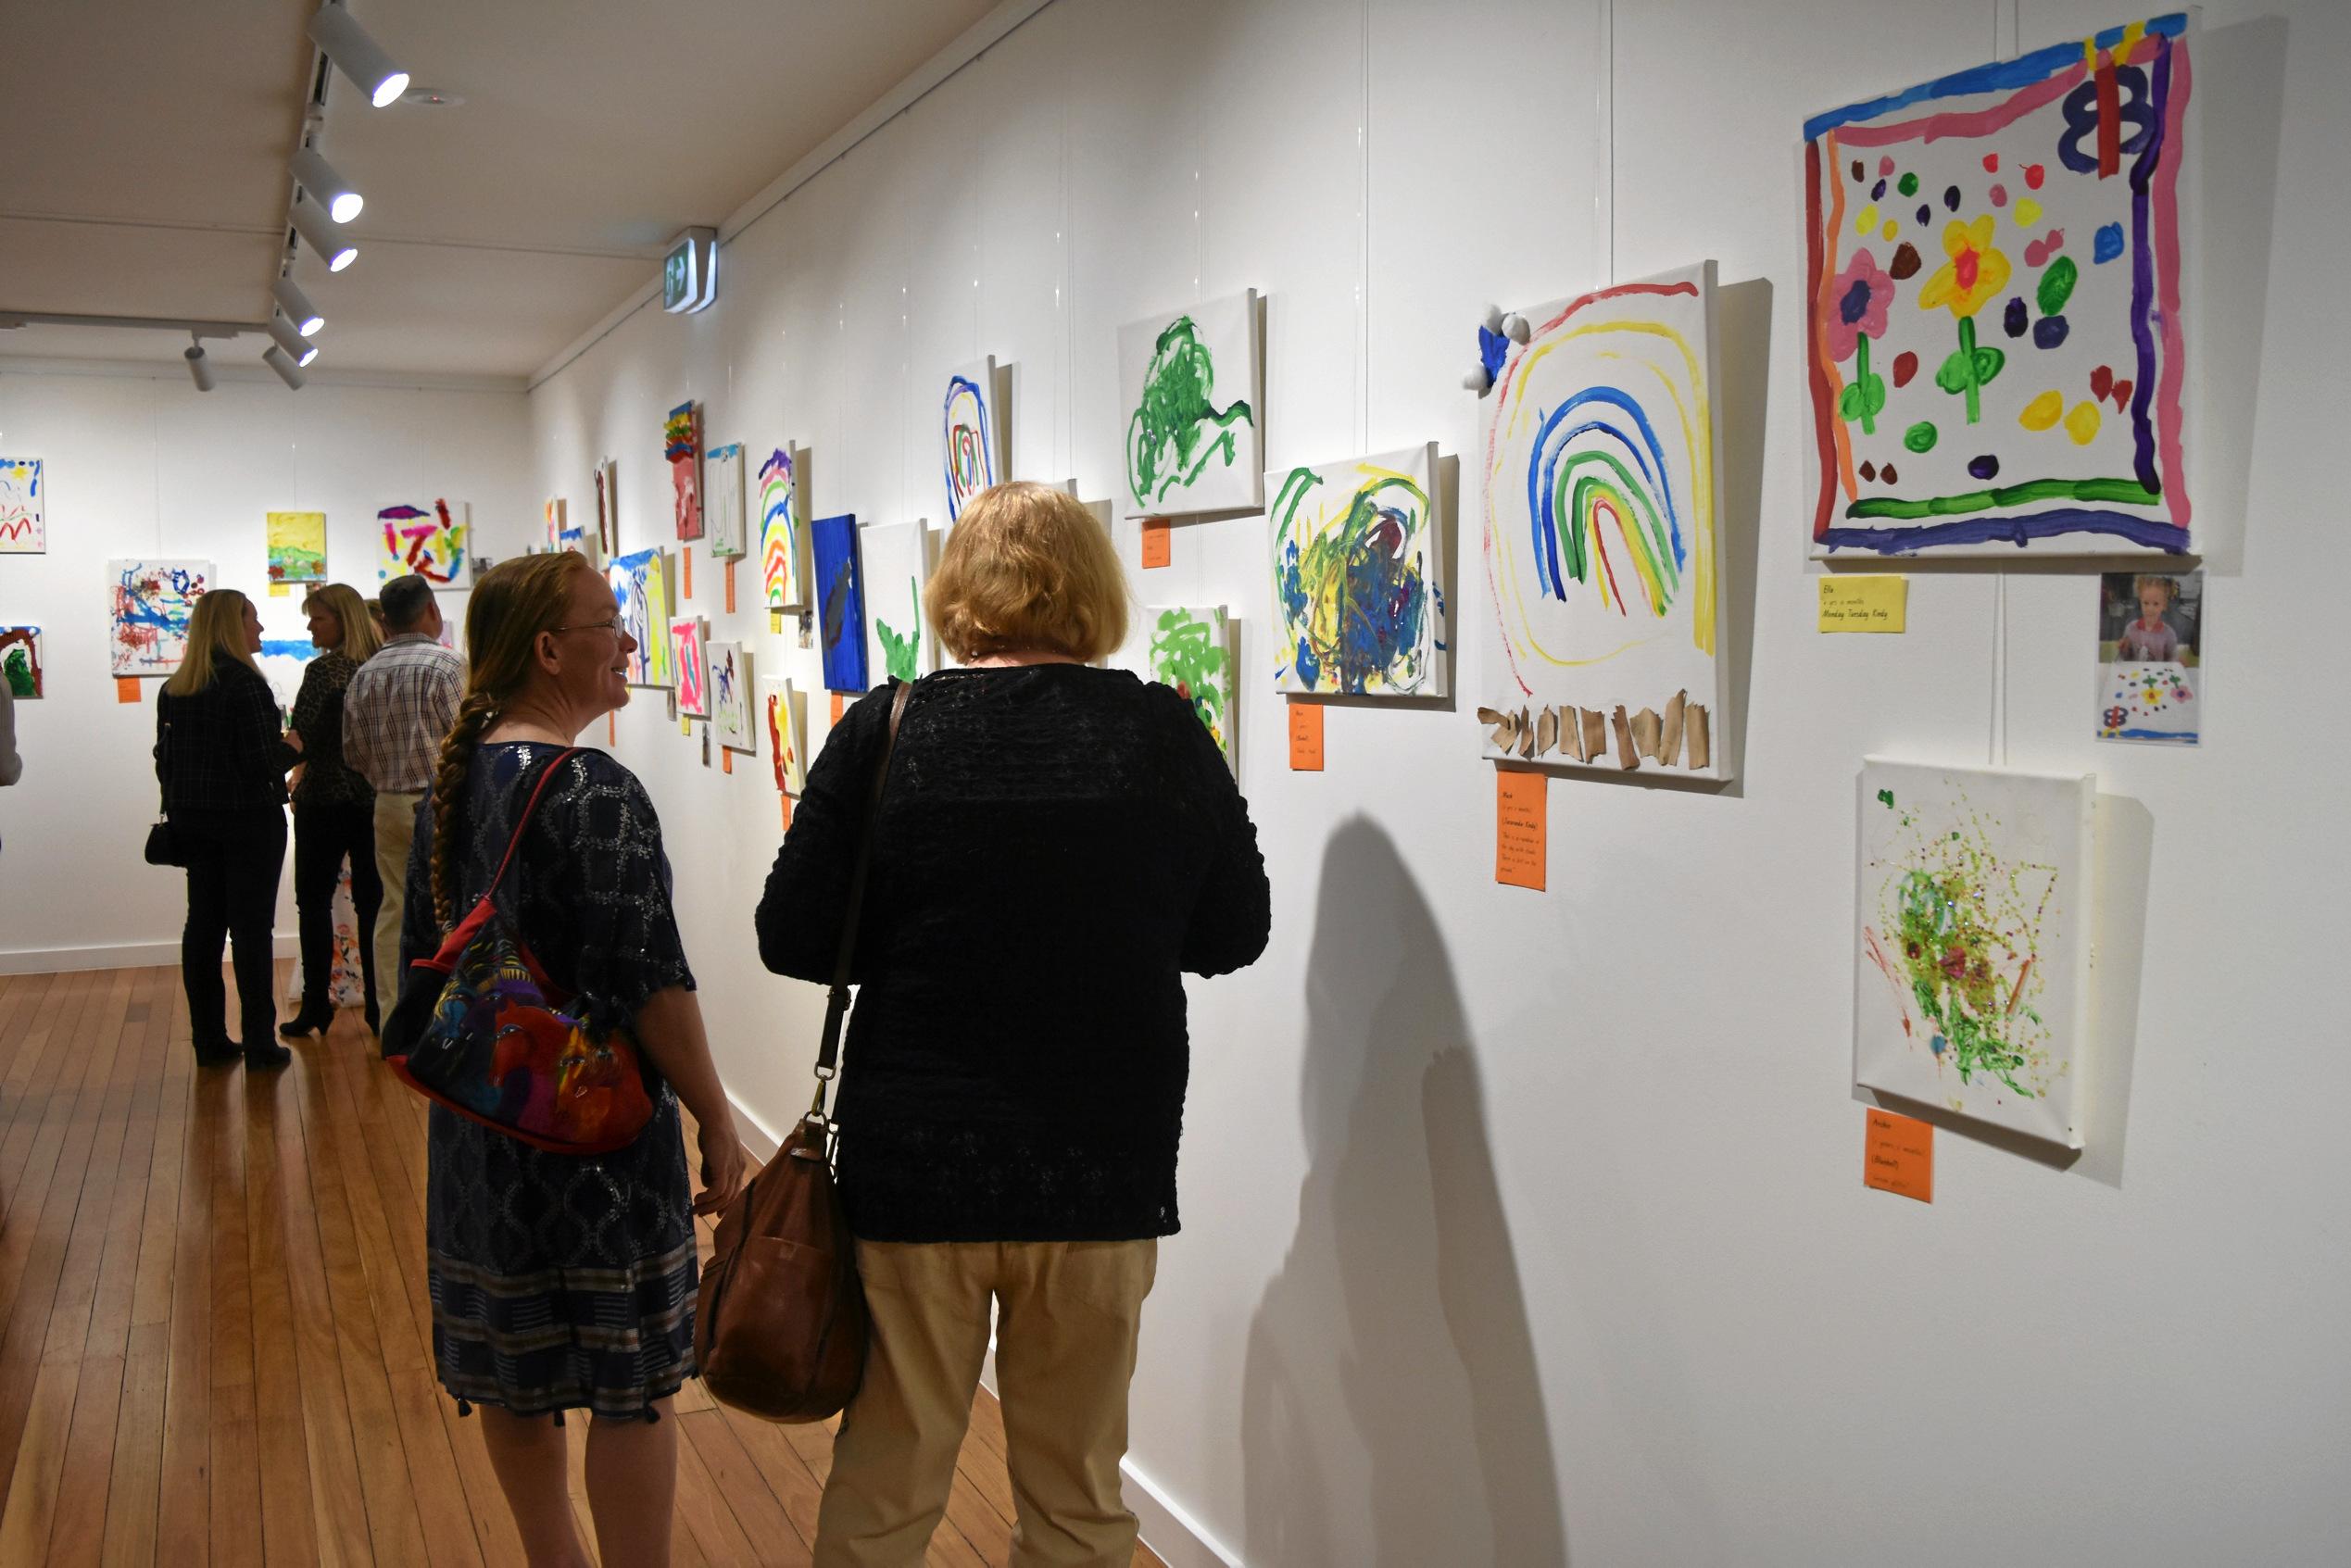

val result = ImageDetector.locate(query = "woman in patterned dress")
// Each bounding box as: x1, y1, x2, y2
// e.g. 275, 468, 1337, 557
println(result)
403, 552, 746, 1566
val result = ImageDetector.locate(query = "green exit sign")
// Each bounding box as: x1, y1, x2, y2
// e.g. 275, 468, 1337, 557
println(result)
662, 228, 718, 314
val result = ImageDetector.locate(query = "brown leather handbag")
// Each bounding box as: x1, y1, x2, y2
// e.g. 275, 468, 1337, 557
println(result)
695, 683, 911, 1423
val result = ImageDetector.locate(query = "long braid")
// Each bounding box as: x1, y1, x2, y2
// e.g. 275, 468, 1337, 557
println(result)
430, 691, 499, 930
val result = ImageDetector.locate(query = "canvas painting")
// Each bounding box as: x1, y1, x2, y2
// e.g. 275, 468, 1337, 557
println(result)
609, 548, 673, 687
759, 447, 806, 610
671, 617, 710, 718
266, 511, 326, 585
544, 498, 566, 552
2096, 567, 2201, 744
255, 635, 321, 709
1119, 291, 1263, 518
1854, 758, 2095, 1147
379, 500, 468, 586
1145, 605, 1237, 773
1270, 441, 1444, 697
861, 521, 935, 684
710, 640, 756, 752
1, 627, 42, 699
811, 514, 868, 692
761, 676, 808, 794
706, 444, 748, 559
1804, 15, 2194, 557
666, 401, 703, 541
943, 358, 1006, 524
110, 559, 210, 676
595, 458, 620, 558
0, 458, 43, 554
1477, 264, 1727, 778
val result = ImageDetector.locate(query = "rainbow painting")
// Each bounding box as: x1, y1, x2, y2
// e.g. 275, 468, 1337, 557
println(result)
1269, 442, 1444, 697
942, 358, 1004, 524
759, 447, 805, 610
1804, 15, 2194, 557
1476, 263, 1727, 778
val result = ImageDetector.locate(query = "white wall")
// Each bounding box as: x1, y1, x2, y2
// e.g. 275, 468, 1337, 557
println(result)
0, 367, 530, 969
526, 1, 2348, 1563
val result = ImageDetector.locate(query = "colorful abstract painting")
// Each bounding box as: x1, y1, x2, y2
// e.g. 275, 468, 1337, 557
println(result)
544, 498, 566, 552
1854, 758, 2094, 1147
0, 459, 43, 554
943, 358, 1005, 523
761, 676, 807, 794
1, 627, 42, 699
705, 444, 748, 560
255, 635, 321, 709
109, 559, 210, 676
1477, 263, 1727, 777
861, 521, 935, 685
710, 640, 755, 752
282, 862, 368, 1008
608, 548, 673, 687
670, 617, 710, 718
1804, 15, 2194, 557
666, 401, 703, 541
759, 447, 806, 610
811, 514, 867, 692
1270, 441, 1444, 697
1119, 291, 1262, 518
1146, 605, 1236, 773
266, 511, 326, 585
378, 500, 467, 586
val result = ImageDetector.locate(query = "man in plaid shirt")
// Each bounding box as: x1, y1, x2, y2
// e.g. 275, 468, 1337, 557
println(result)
345, 575, 464, 1021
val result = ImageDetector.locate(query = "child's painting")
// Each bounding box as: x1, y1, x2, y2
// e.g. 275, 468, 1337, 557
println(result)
761, 676, 808, 794
595, 458, 620, 558
1476, 263, 1727, 778
943, 358, 1005, 524
1804, 16, 2194, 557
544, 498, 566, 552
811, 514, 868, 692
609, 548, 673, 687
0, 458, 43, 554
555, 502, 597, 566
861, 521, 935, 684
710, 639, 755, 751
1855, 758, 2094, 1148
2096, 568, 2201, 745
759, 447, 806, 610
282, 863, 368, 1008
666, 400, 703, 541
1119, 291, 1263, 518
266, 511, 326, 585
1, 627, 42, 698
670, 617, 710, 718
379, 500, 468, 586
255, 635, 321, 709
706, 444, 748, 560
1146, 605, 1237, 773
1270, 441, 1444, 697
109, 559, 210, 676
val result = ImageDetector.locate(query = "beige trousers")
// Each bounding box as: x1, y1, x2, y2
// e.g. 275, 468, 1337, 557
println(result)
813, 1238, 1158, 1568
371, 789, 422, 1018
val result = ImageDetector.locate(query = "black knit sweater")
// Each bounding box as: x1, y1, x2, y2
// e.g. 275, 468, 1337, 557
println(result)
756, 665, 1270, 1243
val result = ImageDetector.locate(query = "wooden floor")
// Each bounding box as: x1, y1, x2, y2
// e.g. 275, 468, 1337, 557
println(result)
0, 963, 1166, 1567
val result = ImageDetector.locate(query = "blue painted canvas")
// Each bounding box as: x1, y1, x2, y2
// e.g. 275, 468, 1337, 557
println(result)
811, 514, 867, 692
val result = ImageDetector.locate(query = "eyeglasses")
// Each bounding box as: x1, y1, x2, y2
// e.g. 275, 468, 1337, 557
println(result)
552, 617, 625, 635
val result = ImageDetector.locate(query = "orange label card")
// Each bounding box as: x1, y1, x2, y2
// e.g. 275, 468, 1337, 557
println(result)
1140, 522, 1172, 570
830, 691, 846, 724
1288, 701, 1325, 771
116, 677, 141, 704
683, 546, 694, 599
724, 558, 737, 613
1864, 1109, 1934, 1203
721, 747, 733, 774
1494, 770, 1546, 890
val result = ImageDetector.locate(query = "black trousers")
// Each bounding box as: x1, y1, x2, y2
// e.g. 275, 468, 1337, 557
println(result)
178, 806, 288, 1049
292, 798, 383, 1015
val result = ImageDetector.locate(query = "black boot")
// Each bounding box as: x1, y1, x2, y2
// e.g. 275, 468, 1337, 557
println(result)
279, 1006, 333, 1039
193, 1035, 243, 1067
245, 1038, 292, 1070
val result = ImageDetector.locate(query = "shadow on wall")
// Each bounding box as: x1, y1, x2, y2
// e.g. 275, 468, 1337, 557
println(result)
1242, 818, 1568, 1567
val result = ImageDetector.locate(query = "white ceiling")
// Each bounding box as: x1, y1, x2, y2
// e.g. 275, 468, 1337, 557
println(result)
0, 0, 1000, 382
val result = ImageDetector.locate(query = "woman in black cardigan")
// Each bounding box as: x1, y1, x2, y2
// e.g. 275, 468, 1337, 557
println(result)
757, 482, 1270, 1567
155, 588, 298, 1069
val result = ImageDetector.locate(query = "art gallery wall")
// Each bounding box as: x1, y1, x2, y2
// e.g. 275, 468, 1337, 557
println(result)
0, 368, 530, 970
521, 0, 2350, 1563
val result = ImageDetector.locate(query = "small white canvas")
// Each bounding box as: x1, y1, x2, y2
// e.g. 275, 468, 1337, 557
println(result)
1269, 441, 1444, 697
861, 521, 936, 684
706, 444, 748, 559
1118, 291, 1263, 518
710, 640, 755, 751
1138, 605, 1237, 775
1854, 757, 2095, 1148
760, 675, 807, 795
943, 358, 1007, 524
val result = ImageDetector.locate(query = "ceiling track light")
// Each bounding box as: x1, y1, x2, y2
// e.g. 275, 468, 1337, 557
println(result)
263, 345, 309, 390
308, 4, 409, 108
271, 275, 323, 336
290, 145, 363, 223
266, 314, 321, 367
288, 200, 357, 271
184, 335, 217, 393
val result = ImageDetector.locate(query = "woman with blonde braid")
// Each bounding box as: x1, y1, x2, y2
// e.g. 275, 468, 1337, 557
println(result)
400, 553, 745, 1567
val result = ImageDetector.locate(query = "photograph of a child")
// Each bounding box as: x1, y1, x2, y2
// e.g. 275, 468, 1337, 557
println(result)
2102, 572, 2200, 664
2095, 570, 2205, 746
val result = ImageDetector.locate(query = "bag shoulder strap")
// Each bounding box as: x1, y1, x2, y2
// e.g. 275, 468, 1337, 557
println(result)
811, 683, 912, 1114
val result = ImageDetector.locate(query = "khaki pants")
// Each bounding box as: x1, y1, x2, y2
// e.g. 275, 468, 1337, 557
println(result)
814, 1238, 1158, 1568
371, 789, 422, 1018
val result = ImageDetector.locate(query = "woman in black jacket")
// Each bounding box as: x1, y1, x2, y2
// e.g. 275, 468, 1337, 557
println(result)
278, 582, 383, 1039
155, 588, 298, 1069
757, 482, 1270, 1567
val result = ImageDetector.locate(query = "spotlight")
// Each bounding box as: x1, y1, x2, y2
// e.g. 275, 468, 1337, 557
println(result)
184, 339, 217, 392
263, 345, 308, 389
290, 146, 363, 223
266, 314, 321, 368
308, 4, 410, 108
271, 276, 323, 336
288, 202, 357, 271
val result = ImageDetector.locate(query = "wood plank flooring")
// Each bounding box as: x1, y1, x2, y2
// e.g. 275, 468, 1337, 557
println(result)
0, 963, 1168, 1568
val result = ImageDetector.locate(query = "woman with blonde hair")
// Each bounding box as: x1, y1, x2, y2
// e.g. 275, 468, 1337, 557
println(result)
399, 551, 745, 1568
156, 586, 299, 1068
279, 580, 386, 1038
757, 481, 1270, 1567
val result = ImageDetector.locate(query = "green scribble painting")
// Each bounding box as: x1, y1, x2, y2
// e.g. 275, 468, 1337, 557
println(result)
1119, 291, 1262, 519
1148, 605, 1235, 773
